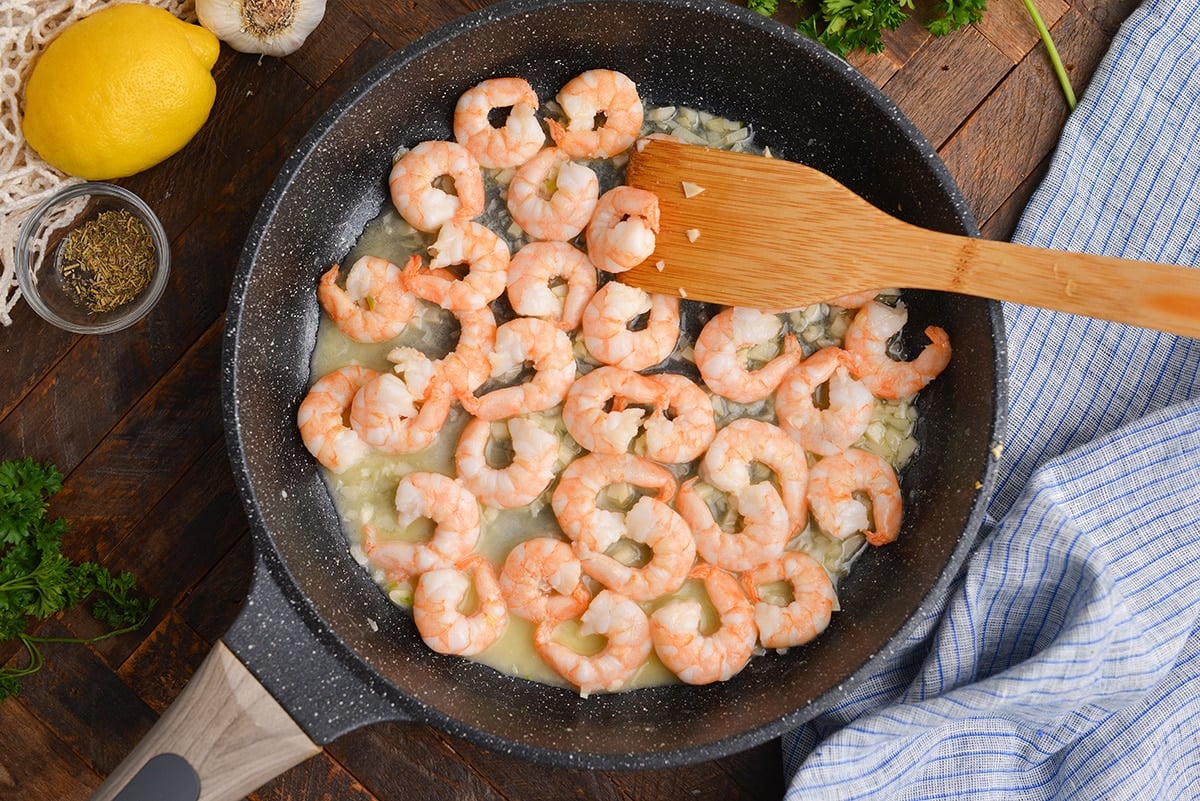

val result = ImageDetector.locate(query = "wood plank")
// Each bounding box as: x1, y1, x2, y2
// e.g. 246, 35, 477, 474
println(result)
939, 7, 1112, 226
7, 619, 157, 777
117, 610, 211, 715
327, 724, 508, 801
250, 753, 383, 801
980, 152, 1053, 241
177, 530, 255, 645
49, 318, 225, 563
339, 0, 492, 51
882, 24, 1014, 148
850, 14, 937, 88
59, 438, 248, 667
0, 700, 99, 801
284, 0, 374, 88
974, 0, 1068, 63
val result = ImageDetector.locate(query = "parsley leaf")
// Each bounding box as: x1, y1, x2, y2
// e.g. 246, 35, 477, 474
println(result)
0, 458, 155, 699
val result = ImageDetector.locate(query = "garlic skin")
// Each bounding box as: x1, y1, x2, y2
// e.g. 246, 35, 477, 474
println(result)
196, 0, 327, 57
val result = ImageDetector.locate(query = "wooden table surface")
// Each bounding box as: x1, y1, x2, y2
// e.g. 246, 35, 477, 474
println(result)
0, 0, 1136, 798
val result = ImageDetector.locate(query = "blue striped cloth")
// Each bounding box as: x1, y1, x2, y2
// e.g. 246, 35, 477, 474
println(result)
783, 1, 1200, 798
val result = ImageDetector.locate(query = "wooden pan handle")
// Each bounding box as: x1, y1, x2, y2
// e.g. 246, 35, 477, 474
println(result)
88, 640, 321, 801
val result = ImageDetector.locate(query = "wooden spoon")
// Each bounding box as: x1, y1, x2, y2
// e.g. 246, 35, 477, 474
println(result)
620, 138, 1200, 338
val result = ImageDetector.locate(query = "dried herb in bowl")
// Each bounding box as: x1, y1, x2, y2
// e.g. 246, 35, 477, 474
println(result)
59, 208, 156, 313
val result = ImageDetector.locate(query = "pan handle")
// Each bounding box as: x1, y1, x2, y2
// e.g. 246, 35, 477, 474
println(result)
86, 640, 321, 801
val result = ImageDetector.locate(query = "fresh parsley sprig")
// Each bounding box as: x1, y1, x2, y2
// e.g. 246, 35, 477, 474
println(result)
751, 0, 1074, 108
0, 458, 155, 700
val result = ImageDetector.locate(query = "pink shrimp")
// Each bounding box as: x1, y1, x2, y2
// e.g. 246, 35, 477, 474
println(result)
843, 300, 952, 400
694, 306, 803, 403
405, 220, 509, 312
702, 418, 808, 533
573, 495, 696, 602
361, 472, 481, 583
742, 551, 837, 650
807, 447, 902, 546
316, 255, 418, 343
349, 356, 454, 455
413, 556, 508, 656
453, 77, 545, 169
506, 147, 600, 241
506, 241, 597, 331
640, 373, 716, 463
585, 186, 660, 274
499, 536, 591, 622
550, 452, 677, 550
775, 346, 875, 457
424, 302, 498, 399
454, 416, 559, 509
297, 365, 378, 473
545, 69, 644, 159
560, 365, 663, 454
580, 280, 679, 370
650, 563, 757, 685
388, 140, 485, 232
534, 589, 652, 697
454, 317, 576, 421
675, 478, 790, 573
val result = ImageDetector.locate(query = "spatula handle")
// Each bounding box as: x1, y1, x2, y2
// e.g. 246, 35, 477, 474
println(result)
932, 234, 1200, 338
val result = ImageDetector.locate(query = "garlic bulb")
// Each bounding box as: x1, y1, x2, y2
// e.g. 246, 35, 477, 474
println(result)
196, 0, 327, 57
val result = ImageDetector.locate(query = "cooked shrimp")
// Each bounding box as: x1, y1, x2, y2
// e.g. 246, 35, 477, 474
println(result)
545, 69, 644, 159
533, 588, 652, 697
499, 536, 591, 622
742, 551, 836, 650
405, 220, 509, 312
317, 255, 418, 343
675, 479, 789, 573
561, 365, 662, 454
396, 303, 496, 402
388, 140, 486, 232
349, 362, 454, 455
454, 317, 576, 421
297, 365, 378, 473
702, 418, 808, 533
641, 373, 716, 463
650, 563, 757, 685
585, 186, 660, 274
826, 289, 891, 309
453, 77, 545, 169
775, 346, 874, 457
506, 147, 600, 241
551, 452, 677, 550
361, 471, 481, 582
574, 495, 696, 602
454, 416, 559, 509
580, 280, 679, 370
506, 241, 597, 330
807, 447, 902, 546
694, 306, 802, 403
843, 300, 951, 399
413, 556, 508, 656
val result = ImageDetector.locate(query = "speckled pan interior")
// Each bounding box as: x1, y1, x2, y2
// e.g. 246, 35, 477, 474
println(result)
222, 0, 1007, 770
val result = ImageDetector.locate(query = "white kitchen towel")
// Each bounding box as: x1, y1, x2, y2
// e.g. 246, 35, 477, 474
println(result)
783, 0, 1200, 797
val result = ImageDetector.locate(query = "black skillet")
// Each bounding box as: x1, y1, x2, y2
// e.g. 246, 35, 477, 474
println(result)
91, 1, 1006, 798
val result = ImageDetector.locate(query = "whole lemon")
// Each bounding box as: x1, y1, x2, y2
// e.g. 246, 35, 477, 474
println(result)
22, 4, 220, 180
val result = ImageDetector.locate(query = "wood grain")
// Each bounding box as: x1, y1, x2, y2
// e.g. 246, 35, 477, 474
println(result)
0, 1, 1133, 799
87, 642, 321, 801
623, 139, 1200, 337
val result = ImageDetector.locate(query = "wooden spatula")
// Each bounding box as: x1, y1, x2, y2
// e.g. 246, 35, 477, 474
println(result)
620, 138, 1200, 338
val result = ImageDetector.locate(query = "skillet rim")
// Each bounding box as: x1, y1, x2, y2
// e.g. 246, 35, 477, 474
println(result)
220, 0, 1009, 769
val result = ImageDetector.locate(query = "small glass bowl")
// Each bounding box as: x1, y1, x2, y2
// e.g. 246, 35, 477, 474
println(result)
15, 182, 171, 334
